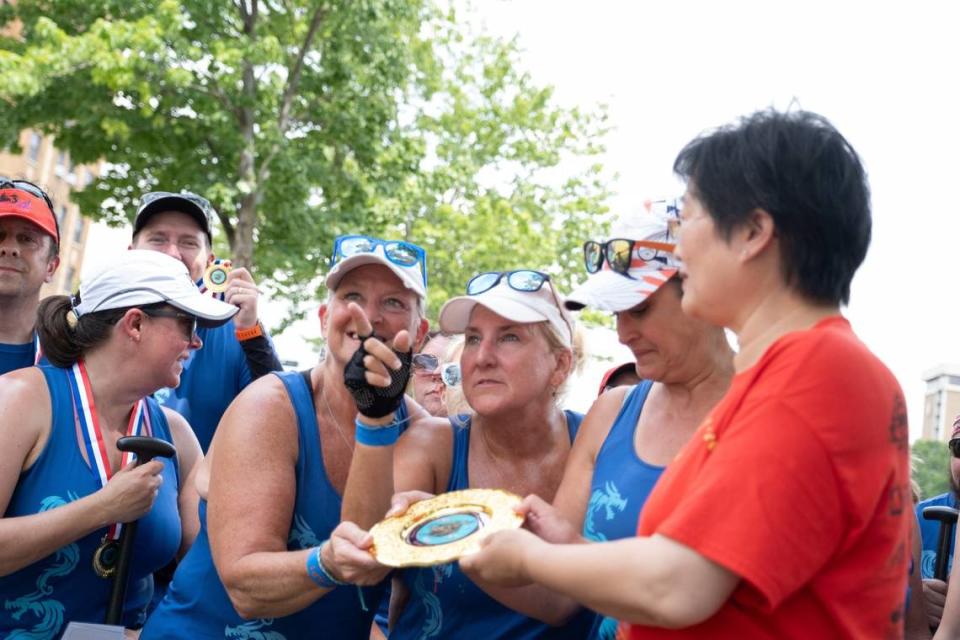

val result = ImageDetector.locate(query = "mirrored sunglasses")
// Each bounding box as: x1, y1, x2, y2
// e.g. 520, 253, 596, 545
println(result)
466, 270, 549, 296
583, 238, 676, 276
412, 352, 441, 374
331, 234, 428, 286
440, 362, 461, 387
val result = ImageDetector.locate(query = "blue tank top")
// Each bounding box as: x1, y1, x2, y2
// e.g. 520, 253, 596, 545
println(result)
391, 410, 596, 640
0, 365, 181, 638
583, 381, 663, 640
0, 333, 47, 376
153, 321, 253, 453
142, 370, 390, 640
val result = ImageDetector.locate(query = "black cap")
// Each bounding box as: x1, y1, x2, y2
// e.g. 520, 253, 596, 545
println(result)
133, 191, 214, 244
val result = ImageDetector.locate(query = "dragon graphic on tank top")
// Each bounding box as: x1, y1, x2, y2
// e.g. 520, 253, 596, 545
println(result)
584, 482, 628, 542
4, 494, 81, 640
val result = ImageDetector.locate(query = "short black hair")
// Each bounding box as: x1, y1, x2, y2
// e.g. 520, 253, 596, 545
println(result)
673, 108, 871, 306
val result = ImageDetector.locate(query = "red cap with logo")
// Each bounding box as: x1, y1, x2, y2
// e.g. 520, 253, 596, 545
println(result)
0, 188, 59, 243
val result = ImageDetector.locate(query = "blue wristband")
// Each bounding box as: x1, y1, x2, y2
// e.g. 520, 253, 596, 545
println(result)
306, 541, 346, 589
355, 417, 399, 447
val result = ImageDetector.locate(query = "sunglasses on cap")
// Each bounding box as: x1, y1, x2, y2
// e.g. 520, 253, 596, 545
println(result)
0, 176, 59, 231
139, 190, 215, 215
140, 307, 198, 341
331, 234, 428, 286
466, 270, 573, 339
950, 439, 960, 458
466, 270, 553, 296
583, 238, 676, 277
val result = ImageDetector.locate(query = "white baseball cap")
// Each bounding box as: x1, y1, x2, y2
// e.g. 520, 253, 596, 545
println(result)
565, 200, 680, 313
439, 271, 574, 348
74, 250, 238, 327
325, 235, 427, 298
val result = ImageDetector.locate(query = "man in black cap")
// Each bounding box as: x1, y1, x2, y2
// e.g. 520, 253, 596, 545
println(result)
130, 190, 282, 453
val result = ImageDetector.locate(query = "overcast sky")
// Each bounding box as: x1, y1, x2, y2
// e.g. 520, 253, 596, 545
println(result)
469, 0, 960, 438
85, 1, 960, 437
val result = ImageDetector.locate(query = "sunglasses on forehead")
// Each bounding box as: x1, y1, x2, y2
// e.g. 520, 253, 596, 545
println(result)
331, 234, 428, 286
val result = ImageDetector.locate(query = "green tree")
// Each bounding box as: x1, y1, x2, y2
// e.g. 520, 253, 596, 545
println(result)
912, 439, 951, 502
0, 1, 609, 321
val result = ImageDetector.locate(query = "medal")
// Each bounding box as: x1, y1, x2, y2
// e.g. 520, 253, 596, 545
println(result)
67, 361, 152, 578
92, 536, 120, 578
370, 488, 523, 567
202, 261, 231, 294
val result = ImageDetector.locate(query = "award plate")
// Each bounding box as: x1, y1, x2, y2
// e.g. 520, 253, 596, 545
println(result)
370, 488, 523, 567
202, 262, 231, 294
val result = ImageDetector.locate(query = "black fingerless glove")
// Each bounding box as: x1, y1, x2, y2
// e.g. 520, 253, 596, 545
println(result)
343, 334, 413, 419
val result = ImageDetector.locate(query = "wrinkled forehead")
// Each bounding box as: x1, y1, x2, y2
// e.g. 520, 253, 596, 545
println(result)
0, 216, 51, 236
421, 335, 452, 358
335, 262, 410, 293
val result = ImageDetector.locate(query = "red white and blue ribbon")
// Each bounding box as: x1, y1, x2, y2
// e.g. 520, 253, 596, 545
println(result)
67, 360, 152, 540
33, 332, 42, 365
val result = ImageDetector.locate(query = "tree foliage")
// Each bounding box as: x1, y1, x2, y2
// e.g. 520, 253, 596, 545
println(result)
0, 0, 610, 323
913, 439, 951, 502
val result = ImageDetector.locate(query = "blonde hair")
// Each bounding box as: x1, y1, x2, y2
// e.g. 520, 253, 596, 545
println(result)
532, 319, 583, 403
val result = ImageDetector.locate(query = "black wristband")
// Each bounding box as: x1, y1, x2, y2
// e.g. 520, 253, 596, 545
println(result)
343, 334, 412, 419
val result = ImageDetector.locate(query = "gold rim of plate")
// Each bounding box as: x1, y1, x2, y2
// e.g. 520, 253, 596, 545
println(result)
370, 488, 523, 567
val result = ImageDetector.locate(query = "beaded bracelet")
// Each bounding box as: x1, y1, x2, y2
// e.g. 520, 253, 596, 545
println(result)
355, 417, 400, 447
305, 541, 347, 589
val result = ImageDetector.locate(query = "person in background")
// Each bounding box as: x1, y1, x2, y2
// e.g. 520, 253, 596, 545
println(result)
463, 109, 911, 639
0, 178, 60, 375
597, 361, 641, 396
411, 330, 452, 417
141, 234, 430, 639
129, 190, 282, 452
0, 250, 233, 636
917, 417, 960, 632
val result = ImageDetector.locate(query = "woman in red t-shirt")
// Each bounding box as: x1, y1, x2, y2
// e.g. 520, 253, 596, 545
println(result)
462, 108, 912, 639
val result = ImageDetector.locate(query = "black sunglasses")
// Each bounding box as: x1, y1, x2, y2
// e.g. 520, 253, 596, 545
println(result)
0, 176, 60, 238
950, 439, 960, 458
141, 307, 198, 341
583, 238, 676, 276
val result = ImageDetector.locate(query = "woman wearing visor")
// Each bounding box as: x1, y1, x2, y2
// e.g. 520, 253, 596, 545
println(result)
142, 234, 430, 639
340, 268, 596, 638
0, 250, 233, 636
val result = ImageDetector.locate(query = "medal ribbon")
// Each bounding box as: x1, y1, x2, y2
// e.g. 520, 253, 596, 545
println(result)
33, 331, 42, 365
67, 360, 153, 540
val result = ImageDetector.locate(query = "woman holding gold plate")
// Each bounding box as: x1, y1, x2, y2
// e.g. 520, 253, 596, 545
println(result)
340, 269, 596, 638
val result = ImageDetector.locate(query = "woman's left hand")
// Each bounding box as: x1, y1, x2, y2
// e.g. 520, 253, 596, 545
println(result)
324, 521, 391, 586
459, 528, 544, 587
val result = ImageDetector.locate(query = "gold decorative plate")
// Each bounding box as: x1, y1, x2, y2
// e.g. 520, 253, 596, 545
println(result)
370, 488, 523, 567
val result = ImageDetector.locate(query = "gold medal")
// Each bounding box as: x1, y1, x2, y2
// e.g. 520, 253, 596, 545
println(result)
202, 262, 231, 294
370, 488, 523, 567
92, 536, 120, 579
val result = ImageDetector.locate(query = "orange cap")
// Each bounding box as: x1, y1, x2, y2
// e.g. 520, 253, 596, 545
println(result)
0, 188, 59, 243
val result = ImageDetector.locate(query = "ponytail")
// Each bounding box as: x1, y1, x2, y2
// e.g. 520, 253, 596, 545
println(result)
36, 295, 122, 368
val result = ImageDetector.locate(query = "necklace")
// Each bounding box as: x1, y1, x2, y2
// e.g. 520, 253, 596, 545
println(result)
318, 377, 354, 453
